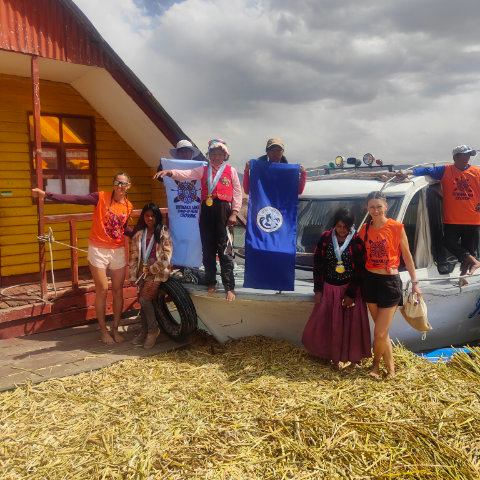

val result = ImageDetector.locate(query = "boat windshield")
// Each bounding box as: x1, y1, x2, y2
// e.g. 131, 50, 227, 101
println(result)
234, 195, 404, 263
296, 196, 403, 254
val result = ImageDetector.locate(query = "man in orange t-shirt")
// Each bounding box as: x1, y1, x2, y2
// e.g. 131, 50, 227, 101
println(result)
409, 145, 480, 278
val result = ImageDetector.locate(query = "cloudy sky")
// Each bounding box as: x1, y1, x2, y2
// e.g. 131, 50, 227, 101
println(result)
74, 0, 480, 170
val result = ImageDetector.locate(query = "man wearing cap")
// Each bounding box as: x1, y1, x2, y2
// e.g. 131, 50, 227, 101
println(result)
243, 138, 307, 194
403, 145, 480, 279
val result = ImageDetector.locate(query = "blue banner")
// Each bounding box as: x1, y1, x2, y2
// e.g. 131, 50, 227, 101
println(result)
244, 160, 300, 291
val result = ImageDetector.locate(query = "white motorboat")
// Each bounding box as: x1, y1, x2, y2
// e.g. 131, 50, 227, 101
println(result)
184, 170, 480, 352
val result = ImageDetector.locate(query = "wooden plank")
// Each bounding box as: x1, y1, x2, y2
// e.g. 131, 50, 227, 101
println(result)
0, 122, 28, 133
0, 111, 31, 123
0, 229, 87, 245
0, 170, 34, 180
0, 288, 139, 339
0, 211, 92, 227
1, 250, 87, 267
0, 154, 31, 164
0, 179, 32, 188
0, 132, 29, 143
2, 259, 90, 277
0, 143, 29, 153
1, 241, 89, 257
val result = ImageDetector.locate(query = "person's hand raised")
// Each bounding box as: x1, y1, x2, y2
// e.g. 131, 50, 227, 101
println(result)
31, 188, 46, 199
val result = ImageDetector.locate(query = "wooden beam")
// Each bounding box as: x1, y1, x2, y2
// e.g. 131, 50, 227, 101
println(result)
31, 56, 47, 299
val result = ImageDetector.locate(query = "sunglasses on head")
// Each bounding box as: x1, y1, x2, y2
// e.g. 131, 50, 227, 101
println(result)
113, 180, 130, 187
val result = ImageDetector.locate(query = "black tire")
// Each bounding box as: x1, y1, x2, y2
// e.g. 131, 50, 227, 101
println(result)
154, 277, 198, 342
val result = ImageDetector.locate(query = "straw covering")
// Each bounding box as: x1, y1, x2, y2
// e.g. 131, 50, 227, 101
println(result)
1, 335, 479, 479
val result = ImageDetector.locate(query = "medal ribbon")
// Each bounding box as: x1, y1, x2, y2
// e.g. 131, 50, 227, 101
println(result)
332, 228, 355, 265
207, 163, 227, 196
141, 228, 156, 265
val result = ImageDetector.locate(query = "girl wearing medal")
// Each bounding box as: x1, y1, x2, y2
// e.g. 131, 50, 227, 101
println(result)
302, 208, 371, 368
157, 139, 243, 301
129, 203, 172, 348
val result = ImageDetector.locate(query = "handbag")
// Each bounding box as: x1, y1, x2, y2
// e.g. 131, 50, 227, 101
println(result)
400, 292, 432, 337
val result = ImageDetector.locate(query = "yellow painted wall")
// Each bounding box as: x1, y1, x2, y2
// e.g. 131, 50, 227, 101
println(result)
0, 73, 169, 277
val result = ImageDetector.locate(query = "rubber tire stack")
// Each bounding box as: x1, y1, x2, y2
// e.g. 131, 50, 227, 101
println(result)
154, 277, 198, 342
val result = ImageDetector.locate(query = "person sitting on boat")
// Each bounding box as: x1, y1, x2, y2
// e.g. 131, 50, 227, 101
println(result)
156, 139, 242, 302
242, 138, 307, 194
302, 208, 371, 368
32, 173, 133, 345
398, 145, 480, 282
359, 191, 421, 379
129, 203, 172, 349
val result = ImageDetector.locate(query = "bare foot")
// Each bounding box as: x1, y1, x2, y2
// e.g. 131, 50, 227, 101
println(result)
112, 331, 125, 343
386, 371, 396, 380
101, 332, 115, 345
468, 257, 480, 275
459, 277, 469, 287
207, 286, 216, 294
368, 370, 382, 380
225, 290, 236, 302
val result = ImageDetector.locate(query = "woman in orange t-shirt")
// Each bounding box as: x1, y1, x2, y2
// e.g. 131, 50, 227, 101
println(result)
358, 191, 421, 379
32, 172, 133, 345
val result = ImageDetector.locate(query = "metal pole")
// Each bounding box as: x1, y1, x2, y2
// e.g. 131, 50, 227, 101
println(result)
31, 56, 47, 298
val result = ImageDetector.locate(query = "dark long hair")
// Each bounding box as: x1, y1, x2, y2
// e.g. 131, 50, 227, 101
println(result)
330, 207, 355, 230
133, 203, 163, 242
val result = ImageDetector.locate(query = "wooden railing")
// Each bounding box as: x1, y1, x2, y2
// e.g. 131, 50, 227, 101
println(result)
43, 208, 168, 293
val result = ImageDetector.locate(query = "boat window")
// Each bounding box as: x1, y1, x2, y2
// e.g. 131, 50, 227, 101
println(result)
401, 190, 430, 270
296, 196, 402, 254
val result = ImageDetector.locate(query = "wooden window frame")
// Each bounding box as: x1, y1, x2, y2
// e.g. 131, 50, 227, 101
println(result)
28, 113, 98, 196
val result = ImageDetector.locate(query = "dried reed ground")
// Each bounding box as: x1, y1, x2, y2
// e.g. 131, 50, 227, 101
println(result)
0, 335, 479, 480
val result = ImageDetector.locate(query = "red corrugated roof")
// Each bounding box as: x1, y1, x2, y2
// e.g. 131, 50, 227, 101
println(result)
0, 0, 193, 147
0, 0, 111, 67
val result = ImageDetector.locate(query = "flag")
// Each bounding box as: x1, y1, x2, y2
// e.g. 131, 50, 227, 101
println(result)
244, 160, 300, 291
161, 158, 206, 268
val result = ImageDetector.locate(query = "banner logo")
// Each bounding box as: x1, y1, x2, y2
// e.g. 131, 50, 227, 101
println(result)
257, 206, 283, 233
173, 180, 201, 204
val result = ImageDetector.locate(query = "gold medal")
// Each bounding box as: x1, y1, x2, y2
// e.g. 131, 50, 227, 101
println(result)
335, 262, 345, 274
205, 195, 213, 207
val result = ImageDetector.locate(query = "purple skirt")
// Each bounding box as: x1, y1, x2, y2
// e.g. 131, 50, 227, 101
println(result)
302, 282, 372, 363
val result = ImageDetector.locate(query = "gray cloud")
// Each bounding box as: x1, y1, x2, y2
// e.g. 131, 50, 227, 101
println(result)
75, 0, 480, 167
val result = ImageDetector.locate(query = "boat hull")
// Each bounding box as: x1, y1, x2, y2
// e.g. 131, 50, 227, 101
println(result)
186, 286, 480, 352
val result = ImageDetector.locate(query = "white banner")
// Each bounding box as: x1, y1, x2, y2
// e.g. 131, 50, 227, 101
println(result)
161, 158, 206, 268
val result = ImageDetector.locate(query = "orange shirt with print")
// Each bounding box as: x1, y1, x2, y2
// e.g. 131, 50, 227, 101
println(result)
358, 219, 404, 271
89, 191, 132, 248
441, 164, 480, 225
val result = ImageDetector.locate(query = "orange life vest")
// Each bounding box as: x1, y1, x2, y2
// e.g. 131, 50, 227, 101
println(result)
89, 191, 132, 248
441, 164, 480, 225
359, 219, 404, 271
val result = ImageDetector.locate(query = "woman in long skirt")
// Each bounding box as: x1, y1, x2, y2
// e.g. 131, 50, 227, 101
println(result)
302, 208, 371, 367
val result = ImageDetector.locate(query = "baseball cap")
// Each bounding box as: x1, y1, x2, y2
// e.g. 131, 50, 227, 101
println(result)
452, 145, 476, 157
266, 138, 285, 150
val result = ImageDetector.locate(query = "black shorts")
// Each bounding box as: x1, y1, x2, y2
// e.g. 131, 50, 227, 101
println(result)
362, 271, 403, 308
